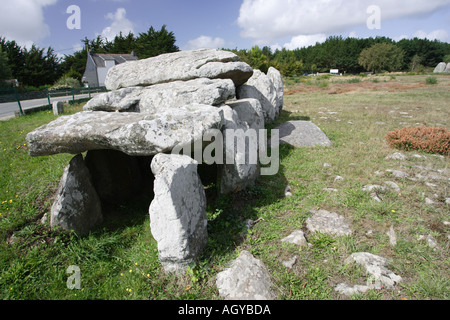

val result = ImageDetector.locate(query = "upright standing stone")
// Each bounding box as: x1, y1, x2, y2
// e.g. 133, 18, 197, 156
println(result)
219, 105, 260, 194
433, 62, 447, 73
445, 63, 450, 73
51, 154, 102, 236
52, 101, 64, 115
149, 154, 208, 272
237, 69, 279, 123
267, 67, 284, 116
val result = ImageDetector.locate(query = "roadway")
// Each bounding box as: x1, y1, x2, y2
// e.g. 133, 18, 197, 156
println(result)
0, 93, 100, 120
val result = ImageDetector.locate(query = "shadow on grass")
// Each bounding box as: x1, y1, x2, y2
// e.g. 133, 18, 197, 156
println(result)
199, 142, 297, 266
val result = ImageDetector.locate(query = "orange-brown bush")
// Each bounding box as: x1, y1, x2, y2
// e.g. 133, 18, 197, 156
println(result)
386, 127, 450, 156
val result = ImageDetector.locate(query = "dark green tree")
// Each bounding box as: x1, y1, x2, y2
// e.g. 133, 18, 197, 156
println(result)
0, 46, 12, 84
0, 38, 26, 83
135, 25, 179, 59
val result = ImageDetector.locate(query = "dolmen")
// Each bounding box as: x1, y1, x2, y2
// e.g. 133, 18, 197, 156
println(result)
26, 49, 284, 272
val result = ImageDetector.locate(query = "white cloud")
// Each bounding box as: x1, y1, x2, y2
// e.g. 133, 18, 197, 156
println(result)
100, 8, 134, 41
183, 36, 227, 50
0, 0, 58, 47
283, 34, 327, 50
413, 29, 449, 42
237, 0, 450, 43
391, 29, 449, 42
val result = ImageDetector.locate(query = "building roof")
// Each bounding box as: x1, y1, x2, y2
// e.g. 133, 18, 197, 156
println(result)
90, 52, 138, 68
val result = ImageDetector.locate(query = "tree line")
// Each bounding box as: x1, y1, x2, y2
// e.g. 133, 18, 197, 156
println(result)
1, 28, 450, 88
231, 36, 450, 76
0, 25, 178, 88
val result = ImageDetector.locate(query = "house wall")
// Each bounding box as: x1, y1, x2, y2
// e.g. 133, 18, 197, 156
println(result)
82, 54, 99, 87
97, 60, 116, 87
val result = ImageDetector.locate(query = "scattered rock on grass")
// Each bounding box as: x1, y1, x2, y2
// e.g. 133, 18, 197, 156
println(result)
216, 250, 275, 300
386, 169, 409, 179
385, 152, 406, 160
306, 209, 352, 237
282, 255, 298, 269
384, 181, 401, 193
281, 230, 308, 246
335, 283, 370, 297
387, 226, 397, 246
345, 252, 402, 290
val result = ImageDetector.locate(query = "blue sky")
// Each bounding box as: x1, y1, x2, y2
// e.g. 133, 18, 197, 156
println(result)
1, 0, 450, 58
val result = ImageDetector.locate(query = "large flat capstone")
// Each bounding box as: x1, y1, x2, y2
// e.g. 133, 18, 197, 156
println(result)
84, 78, 236, 113
105, 48, 253, 90
26, 105, 224, 157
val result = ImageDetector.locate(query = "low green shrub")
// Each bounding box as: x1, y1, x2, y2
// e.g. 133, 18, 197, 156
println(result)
425, 77, 438, 85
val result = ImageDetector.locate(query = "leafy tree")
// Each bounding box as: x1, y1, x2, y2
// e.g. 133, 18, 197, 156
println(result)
135, 25, 179, 59
409, 54, 423, 72
247, 46, 270, 73
0, 38, 26, 83
0, 46, 12, 84
358, 43, 405, 73
21, 45, 61, 87
108, 32, 136, 54
60, 49, 87, 81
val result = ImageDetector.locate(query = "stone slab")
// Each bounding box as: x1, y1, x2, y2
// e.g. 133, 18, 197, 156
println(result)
274, 121, 332, 148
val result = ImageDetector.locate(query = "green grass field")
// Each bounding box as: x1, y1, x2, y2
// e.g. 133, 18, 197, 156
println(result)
0, 73, 449, 300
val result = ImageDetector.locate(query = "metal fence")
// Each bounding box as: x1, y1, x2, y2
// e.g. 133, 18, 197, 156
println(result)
0, 86, 107, 116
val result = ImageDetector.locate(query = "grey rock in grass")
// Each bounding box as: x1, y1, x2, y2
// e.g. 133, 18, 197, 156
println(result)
26, 105, 223, 157
433, 62, 447, 73
384, 181, 401, 193
282, 255, 298, 269
105, 48, 253, 90
149, 154, 208, 273
281, 230, 308, 246
361, 185, 387, 192
386, 169, 409, 179
306, 209, 352, 237
385, 152, 406, 160
335, 283, 370, 297
387, 226, 397, 246
216, 250, 275, 300
50, 154, 102, 236
445, 63, 450, 73
284, 185, 293, 197
345, 252, 402, 290
274, 121, 332, 148
427, 234, 438, 249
